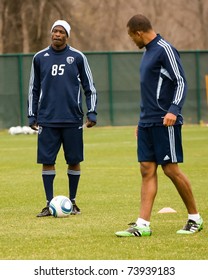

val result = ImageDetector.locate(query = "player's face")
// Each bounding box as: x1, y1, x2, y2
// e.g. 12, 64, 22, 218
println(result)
51, 26, 68, 49
127, 28, 145, 49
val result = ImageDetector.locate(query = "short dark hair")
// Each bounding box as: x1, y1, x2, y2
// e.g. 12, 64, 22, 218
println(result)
127, 14, 152, 33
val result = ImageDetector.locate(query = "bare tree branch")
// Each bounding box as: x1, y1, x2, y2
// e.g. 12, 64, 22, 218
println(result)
0, 0, 208, 53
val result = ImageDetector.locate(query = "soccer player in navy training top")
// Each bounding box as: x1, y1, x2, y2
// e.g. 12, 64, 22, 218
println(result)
28, 20, 97, 217
115, 14, 203, 236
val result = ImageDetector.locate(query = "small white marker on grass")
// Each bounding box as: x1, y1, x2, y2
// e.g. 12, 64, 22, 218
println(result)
158, 207, 177, 213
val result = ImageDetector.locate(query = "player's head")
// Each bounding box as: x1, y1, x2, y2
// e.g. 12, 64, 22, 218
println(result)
51, 20, 71, 37
127, 14, 154, 49
127, 14, 152, 34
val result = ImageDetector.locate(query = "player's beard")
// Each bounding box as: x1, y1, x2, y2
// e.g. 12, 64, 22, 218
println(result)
137, 41, 145, 49
51, 38, 67, 50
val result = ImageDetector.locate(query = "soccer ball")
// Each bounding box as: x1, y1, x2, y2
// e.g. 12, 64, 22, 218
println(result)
49, 195, 72, 217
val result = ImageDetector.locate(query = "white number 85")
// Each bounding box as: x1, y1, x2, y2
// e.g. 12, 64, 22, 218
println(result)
51, 64, 65, 76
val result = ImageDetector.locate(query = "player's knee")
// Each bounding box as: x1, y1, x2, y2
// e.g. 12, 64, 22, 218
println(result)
140, 162, 157, 178
162, 163, 179, 179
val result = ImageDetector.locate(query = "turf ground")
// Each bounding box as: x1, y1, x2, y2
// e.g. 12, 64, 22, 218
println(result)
0, 125, 207, 260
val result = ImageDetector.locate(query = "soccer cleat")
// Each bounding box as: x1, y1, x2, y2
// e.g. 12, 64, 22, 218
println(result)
176, 218, 203, 234
71, 203, 81, 215
36, 206, 51, 217
115, 223, 152, 237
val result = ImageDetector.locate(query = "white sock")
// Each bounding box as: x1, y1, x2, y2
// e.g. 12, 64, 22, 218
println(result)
188, 213, 200, 222
136, 218, 150, 227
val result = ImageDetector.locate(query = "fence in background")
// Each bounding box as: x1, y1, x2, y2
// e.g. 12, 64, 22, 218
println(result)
0, 51, 208, 129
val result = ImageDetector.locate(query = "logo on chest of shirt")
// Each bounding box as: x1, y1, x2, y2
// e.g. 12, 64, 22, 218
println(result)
66, 57, 74, 64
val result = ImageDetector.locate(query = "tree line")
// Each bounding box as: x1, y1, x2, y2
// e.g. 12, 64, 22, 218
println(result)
0, 0, 208, 54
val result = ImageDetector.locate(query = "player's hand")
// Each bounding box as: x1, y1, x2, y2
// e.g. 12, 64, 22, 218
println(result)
30, 123, 39, 131
163, 113, 177, 127
85, 118, 96, 128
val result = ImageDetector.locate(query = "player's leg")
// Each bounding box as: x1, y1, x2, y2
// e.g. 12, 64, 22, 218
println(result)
162, 163, 197, 213
139, 161, 158, 221
42, 164, 55, 207
67, 163, 81, 214
138, 126, 159, 222
36, 126, 61, 217
115, 126, 155, 237
62, 127, 83, 214
159, 125, 203, 234
162, 163, 203, 233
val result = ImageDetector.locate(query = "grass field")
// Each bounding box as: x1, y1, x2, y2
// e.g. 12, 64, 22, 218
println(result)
0, 125, 208, 260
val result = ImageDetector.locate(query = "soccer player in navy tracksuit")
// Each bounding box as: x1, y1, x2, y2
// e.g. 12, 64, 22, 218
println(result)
116, 14, 203, 236
28, 20, 97, 217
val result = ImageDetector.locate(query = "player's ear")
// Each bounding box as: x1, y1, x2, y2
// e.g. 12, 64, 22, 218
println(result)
136, 31, 142, 37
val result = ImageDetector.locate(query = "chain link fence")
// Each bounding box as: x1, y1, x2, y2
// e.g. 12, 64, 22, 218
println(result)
0, 51, 208, 129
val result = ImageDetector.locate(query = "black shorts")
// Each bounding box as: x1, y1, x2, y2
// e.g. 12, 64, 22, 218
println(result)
37, 126, 83, 165
137, 125, 183, 165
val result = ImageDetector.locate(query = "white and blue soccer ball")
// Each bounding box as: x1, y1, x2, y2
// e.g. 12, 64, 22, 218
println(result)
49, 195, 72, 218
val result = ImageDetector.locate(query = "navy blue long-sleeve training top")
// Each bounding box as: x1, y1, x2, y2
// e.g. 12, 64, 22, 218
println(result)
139, 34, 187, 126
28, 45, 97, 127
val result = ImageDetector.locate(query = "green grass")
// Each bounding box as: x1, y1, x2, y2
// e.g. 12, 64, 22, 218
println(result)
0, 125, 208, 260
